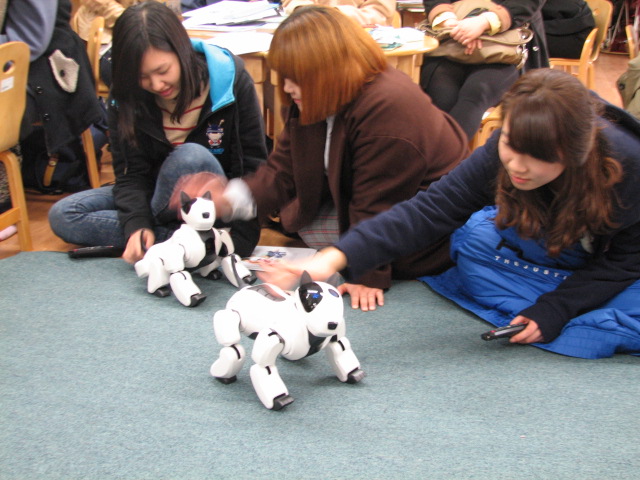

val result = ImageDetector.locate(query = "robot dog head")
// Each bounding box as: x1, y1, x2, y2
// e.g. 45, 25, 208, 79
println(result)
180, 191, 216, 231
296, 271, 344, 337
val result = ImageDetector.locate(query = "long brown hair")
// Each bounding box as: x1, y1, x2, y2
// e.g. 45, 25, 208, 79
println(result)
495, 68, 622, 256
268, 6, 387, 125
111, 1, 207, 145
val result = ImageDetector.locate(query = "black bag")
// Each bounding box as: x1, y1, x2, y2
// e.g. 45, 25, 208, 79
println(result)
20, 125, 108, 194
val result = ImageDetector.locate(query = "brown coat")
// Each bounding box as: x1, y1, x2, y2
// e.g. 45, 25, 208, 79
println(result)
245, 66, 469, 288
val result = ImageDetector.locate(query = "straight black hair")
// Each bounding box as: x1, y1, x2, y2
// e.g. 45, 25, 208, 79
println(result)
111, 1, 207, 145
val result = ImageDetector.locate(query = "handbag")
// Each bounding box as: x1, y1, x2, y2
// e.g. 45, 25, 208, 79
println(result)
419, 0, 533, 68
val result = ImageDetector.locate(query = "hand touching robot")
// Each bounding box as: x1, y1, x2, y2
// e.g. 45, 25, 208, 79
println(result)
134, 191, 255, 307
210, 272, 365, 410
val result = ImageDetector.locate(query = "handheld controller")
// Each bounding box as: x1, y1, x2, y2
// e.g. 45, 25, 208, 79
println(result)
481, 323, 526, 341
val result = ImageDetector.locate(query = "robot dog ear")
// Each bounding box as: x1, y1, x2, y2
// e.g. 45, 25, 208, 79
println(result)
300, 270, 312, 286
202, 191, 212, 200
180, 191, 196, 214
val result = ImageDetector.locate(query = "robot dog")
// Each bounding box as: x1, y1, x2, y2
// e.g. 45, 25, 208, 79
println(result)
135, 191, 255, 307
210, 272, 365, 410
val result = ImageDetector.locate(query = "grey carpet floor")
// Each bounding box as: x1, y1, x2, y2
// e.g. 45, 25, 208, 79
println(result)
1, 252, 638, 479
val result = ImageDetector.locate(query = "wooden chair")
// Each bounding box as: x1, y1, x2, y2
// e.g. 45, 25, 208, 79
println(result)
391, 11, 402, 28
69, 14, 106, 189
549, 0, 613, 89
626, 23, 638, 59
86, 16, 110, 99
469, 105, 502, 150
0, 42, 33, 251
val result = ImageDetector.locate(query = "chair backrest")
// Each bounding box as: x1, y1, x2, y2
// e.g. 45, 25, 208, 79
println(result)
577, 28, 598, 83
86, 16, 105, 94
0, 42, 30, 152
392, 10, 402, 28
626, 24, 638, 59
586, 0, 613, 63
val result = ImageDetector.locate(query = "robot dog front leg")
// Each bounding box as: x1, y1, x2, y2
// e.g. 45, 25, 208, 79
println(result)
221, 254, 256, 288
170, 271, 206, 307
216, 229, 256, 288
249, 330, 293, 410
325, 336, 365, 384
210, 309, 246, 383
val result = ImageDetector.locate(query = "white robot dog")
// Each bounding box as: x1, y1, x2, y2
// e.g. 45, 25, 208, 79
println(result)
135, 191, 255, 307
210, 272, 365, 410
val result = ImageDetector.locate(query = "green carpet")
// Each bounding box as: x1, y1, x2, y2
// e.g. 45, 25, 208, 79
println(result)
1, 252, 638, 479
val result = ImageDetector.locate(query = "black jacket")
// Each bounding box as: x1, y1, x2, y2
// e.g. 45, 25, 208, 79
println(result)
109, 43, 268, 256
24, 0, 104, 153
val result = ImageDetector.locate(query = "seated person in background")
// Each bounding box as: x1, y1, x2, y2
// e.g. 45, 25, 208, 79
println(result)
259, 68, 640, 358
0, 0, 104, 158
183, 6, 469, 310
282, 0, 397, 26
180, 0, 215, 12
542, 0, 595, 59
74, 0, 155, 88
420, 0, 549, 140
49, 1, 268, 264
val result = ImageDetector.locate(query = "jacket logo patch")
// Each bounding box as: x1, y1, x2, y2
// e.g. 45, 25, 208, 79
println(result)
207, 120, 225, 153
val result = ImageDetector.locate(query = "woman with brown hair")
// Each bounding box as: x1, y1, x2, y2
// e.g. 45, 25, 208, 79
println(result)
195, 5, 469, 311
260, 68, 640, 359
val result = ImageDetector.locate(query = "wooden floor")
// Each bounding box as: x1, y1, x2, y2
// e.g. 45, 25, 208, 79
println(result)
0, 52, 630, 260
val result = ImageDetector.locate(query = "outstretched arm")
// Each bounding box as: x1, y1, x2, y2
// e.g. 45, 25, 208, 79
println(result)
258, 247, 348, 290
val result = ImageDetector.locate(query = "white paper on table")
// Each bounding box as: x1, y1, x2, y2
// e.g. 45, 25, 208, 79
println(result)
205, 31, 273, 55
182, 0, 278, 26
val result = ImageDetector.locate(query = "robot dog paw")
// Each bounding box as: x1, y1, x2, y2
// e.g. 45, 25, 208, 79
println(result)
346, 368, 366, 384
153, 286, 171, 298
189, 292, 207, 307
272, 394, 294, 411
206, 270, 223, 280
215, 375, 237, 384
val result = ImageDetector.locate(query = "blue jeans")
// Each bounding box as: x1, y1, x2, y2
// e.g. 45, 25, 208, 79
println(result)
49, 143, 226, 247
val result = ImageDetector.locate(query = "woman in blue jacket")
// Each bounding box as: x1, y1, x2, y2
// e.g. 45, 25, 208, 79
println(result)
261, 68, 640, 359
49, 1, 268, 263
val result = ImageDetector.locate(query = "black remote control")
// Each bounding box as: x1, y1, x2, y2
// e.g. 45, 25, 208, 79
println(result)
68, 246, 125, 259
481, 323, 526, 341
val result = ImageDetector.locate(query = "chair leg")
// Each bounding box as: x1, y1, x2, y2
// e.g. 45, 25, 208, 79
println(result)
81, 128, 101, 189
587, 63, 595, 90
0, 151, 33, 251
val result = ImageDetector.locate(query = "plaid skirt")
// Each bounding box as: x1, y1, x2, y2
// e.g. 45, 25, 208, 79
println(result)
297, 202, 340, 249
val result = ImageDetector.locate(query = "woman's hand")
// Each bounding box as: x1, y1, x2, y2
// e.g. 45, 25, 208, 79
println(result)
123, 228, 154, 264
169, 172, 230, 219
257, 247, 348, 290
462, 38, 483, 55
450, 16, 490, 46
338, 283, 384, 311
441, 18, 459, 29
509, 315, 544, 344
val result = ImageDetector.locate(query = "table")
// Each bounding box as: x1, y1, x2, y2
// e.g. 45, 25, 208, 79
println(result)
396, 1, 427, 28
187, 29, 438, 142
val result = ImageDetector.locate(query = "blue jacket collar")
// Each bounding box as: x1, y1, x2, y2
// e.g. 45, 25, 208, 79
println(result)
190, 38, 236, 112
